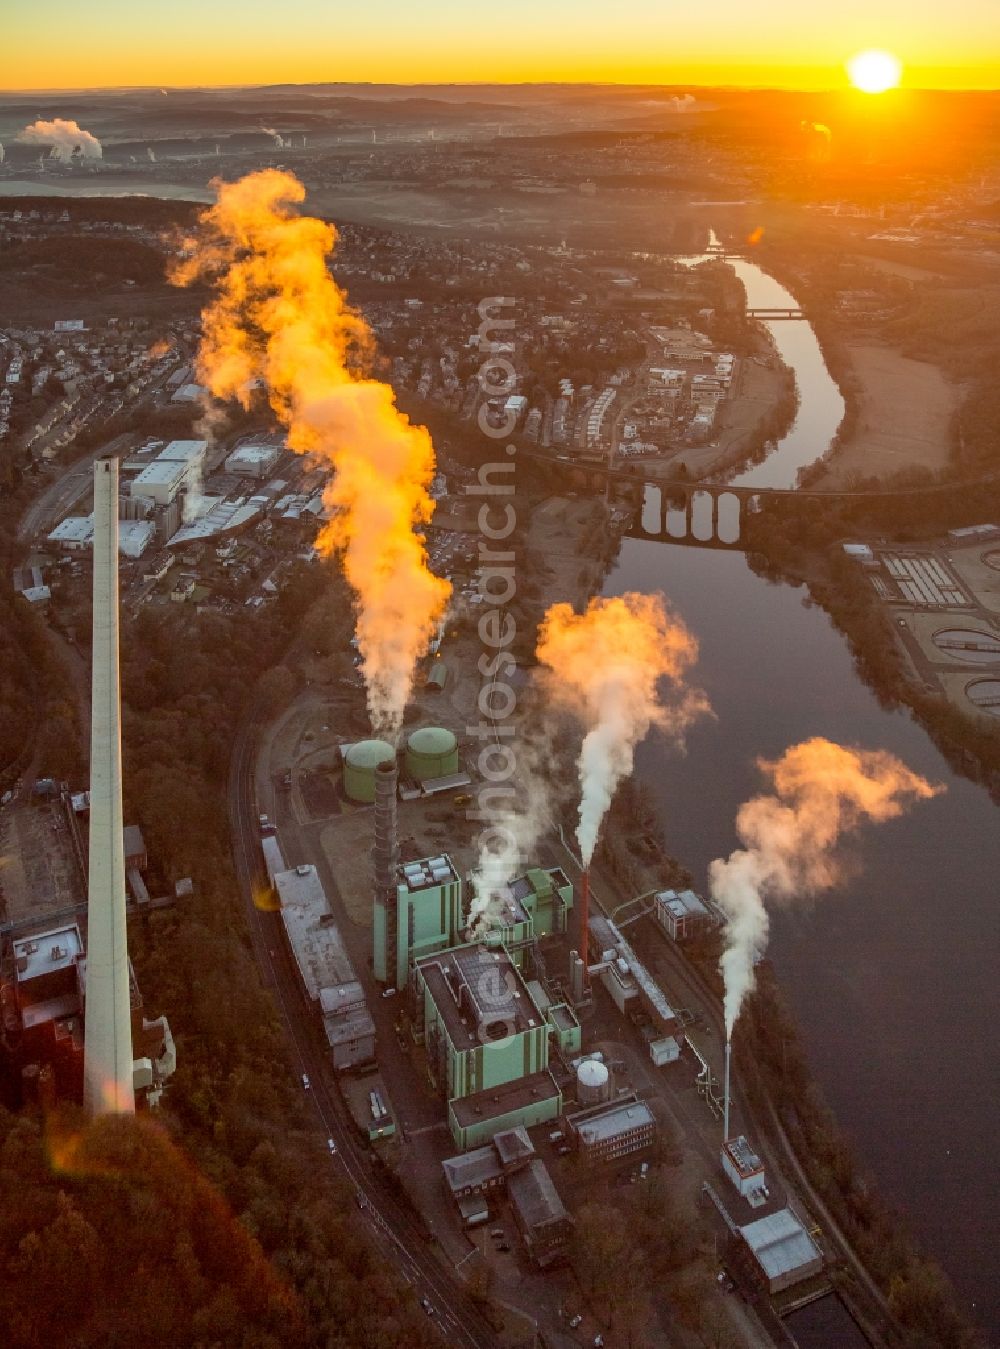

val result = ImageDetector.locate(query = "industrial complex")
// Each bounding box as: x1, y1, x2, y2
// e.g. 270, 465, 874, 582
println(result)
251, 688, 834, 1317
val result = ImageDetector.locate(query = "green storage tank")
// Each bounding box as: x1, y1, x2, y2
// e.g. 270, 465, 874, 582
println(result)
405, 726, 459, 783
343, 739, 395, 803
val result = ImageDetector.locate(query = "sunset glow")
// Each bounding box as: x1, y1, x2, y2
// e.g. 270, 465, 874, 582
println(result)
3, 1, 998, 89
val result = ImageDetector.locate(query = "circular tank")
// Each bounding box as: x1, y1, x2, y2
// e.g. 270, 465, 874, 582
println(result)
343, 739, 395, 803
405, 726, 459, 783
577, 1058, 611, 1106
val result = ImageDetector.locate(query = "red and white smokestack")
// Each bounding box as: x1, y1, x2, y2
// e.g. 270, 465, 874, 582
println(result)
723, 1038, 732, 1143
579, 868, 591, 984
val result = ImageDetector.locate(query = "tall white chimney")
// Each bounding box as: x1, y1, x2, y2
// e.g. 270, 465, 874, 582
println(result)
723, 1039, 731, 1143
83, 456, 135, 1115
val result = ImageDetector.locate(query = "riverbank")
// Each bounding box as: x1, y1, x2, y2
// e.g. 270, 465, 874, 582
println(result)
812, 340, 958, 487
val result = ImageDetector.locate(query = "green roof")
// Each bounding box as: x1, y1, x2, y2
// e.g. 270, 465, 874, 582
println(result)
407, 726, 457, 756
344, 738, 395, 769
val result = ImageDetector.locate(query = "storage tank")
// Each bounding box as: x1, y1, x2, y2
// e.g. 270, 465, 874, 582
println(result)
577, 1058, 611, 1106
343, 739, 395, 804
405, 726, 459, 783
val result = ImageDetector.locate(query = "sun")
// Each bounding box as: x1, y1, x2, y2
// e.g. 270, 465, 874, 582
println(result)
847, 49, 902, 94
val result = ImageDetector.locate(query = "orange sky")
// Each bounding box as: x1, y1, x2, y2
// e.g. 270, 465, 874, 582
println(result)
4, 1, 999, 90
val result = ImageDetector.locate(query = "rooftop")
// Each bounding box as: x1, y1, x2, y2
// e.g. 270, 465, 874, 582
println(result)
417, 943, 543, 1050
450, 1069, 561, 1130
48, 515, 94, 545
740, 1209, 822, 1281
656, 888, 711, 921
132, 458, 192, 488
319, 981, 366, 1016
442, 1145, 502, 1195
13, 924, 83, 983
725, 1135, 764, 1177
494, 1125, 535, 1171
399, 853, 459, 893
158, 439, 207, 463
227, 442, 282, 464
275, 865, 358, 998
322, 1004, 376, 1049
573, 1097, 656, 1146
507, 1159, 570, 1231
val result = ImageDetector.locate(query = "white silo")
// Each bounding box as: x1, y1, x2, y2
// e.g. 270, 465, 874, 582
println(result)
577, 1057, 611, 1106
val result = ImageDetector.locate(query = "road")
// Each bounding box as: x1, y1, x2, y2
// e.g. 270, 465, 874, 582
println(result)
228, 716, 499, 1349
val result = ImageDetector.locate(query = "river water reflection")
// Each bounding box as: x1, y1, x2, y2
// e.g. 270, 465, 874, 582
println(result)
607, 255, 999, 1333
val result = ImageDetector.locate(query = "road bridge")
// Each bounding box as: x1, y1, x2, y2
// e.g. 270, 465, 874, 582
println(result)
746, 306, 805, 320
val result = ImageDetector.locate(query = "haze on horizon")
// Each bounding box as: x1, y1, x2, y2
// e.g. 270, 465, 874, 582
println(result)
5, 0, 999, 91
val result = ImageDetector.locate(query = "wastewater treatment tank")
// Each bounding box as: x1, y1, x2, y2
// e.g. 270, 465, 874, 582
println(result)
405, 726, 459, 783
343, 739, 395, 803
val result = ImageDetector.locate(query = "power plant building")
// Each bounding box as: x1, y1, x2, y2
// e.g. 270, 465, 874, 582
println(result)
275, 863, 376, 1071
414, 943, 562, 1148
654, 888, 719, 942
722, 1135, 768, 1209
378, 853, 463, 992
485, 868, 574, 956
736, 1209, 823, 1295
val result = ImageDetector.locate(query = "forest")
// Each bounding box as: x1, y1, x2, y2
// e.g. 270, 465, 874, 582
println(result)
1, 556, 443, 1347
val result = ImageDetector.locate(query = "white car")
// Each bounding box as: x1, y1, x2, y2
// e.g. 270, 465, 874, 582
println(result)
327, 1138, 337, 1154
301, 1073, 310, 1090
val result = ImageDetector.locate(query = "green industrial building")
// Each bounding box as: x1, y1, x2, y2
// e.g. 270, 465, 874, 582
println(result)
414, 943, 563, 1148
373, 854, 463, 989
477, 867, 574, 963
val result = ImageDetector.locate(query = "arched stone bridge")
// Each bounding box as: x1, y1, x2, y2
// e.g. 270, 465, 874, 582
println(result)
517, 450, 1000, 550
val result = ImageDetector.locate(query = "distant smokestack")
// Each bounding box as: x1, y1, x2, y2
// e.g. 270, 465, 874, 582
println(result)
373, 759, 399, 985
569, 949, 586, 1005
83, 457, 135, 1116
578, 868, 591, 986
723, 1039, 732, 1142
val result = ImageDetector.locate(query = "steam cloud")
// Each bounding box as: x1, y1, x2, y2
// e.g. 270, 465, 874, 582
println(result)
17, 118, 102, 162
171, 170, 450, 735
710, 738, 942, 1039
466, 740, 554, 937
536, 593, 710, 867
262, 126, 287, 148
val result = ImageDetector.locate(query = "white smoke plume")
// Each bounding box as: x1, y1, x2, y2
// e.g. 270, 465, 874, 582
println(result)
17, 118, 102, 162
147, 146, 157, 163
710, 738, 942, 1039
262, 126, 286, 148
536, 593, 710, 868
0, 143, 5, 164
466, 734, 561, 937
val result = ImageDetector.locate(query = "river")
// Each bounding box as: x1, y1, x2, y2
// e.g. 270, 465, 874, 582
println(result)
605, 257, 1000, 1336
